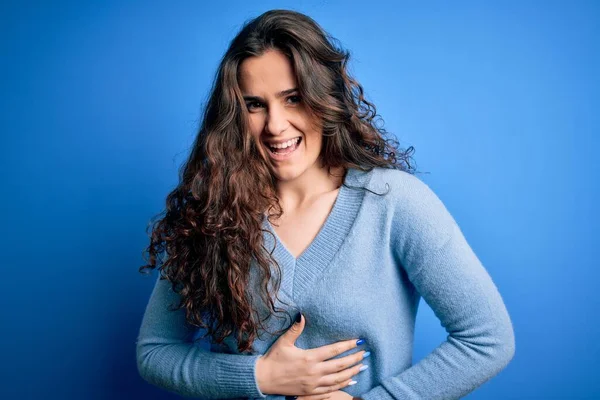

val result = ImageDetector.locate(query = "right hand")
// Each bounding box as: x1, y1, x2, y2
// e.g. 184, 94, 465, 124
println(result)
255, 313, 366, 396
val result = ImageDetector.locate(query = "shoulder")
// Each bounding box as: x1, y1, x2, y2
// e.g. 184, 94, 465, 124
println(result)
370, 166, 429, 193
368, 166, 442, 207
368, 166, 457, 247
348, 165, 419, 193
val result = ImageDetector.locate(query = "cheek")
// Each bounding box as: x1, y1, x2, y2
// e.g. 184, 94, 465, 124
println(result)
305, 117, 323, 150
248, 116, 264, 137
306, 129, 323, 153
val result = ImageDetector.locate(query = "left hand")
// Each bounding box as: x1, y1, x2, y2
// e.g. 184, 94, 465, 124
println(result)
296, 390, 354, 400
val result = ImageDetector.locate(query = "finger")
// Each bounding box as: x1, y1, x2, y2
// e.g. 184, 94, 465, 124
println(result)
317, 362, 363, 388
312, 378, 355, 395
282, 312, 305, 346
307, 338, 361, 362
318, 350, 365, 375
297, 394, 331, 400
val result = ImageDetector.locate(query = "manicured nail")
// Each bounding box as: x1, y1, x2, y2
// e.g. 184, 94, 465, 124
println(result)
362, 351, 371, 359
348, 380, 357, 386
356, 338, 365, 346
295, 312, 302, 323
359, 364, 369, 371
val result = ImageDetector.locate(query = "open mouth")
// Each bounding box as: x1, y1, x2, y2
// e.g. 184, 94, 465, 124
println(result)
264, 137, 302, 157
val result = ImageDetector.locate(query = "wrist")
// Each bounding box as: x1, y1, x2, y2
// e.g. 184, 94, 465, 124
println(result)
255, 355, 272, 394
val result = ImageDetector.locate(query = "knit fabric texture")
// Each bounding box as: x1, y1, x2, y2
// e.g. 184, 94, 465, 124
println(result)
136, 166, 515, 400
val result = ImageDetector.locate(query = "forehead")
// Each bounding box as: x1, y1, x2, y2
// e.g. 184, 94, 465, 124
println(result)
239, 50, 297, 94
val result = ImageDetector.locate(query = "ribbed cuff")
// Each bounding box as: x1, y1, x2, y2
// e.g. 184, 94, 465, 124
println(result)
215, 354, 267, 398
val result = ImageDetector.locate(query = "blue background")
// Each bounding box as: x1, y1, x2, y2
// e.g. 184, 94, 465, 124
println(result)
2, 1, 598, 399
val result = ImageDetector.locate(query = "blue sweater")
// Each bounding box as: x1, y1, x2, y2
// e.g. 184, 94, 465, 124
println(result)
136, 166, 515, 399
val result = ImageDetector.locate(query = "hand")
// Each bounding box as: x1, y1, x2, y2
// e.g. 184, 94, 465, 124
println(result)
295, 389, 354, 400
256, 313, 366, 396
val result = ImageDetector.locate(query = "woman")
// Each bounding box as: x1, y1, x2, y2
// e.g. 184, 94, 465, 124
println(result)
136, 9, 515, 400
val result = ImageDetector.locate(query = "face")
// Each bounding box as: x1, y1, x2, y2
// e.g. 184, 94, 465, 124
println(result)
239, 49, 323, 182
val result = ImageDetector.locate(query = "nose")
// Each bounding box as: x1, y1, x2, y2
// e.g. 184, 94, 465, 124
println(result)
264, 103, 290, 135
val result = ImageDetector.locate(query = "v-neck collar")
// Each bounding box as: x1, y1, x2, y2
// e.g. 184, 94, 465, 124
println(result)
261, 166, 371, 301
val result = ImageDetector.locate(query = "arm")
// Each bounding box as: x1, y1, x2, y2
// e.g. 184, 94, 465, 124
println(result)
361, 175, 515, 400
136, 274, 267, 399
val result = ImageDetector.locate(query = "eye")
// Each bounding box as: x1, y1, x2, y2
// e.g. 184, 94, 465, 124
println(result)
246, 101, 264, 111
287, 95, 301, 104
246, 95, 301, 112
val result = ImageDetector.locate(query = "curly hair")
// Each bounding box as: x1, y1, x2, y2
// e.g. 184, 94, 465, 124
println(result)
139, 9, 418, 353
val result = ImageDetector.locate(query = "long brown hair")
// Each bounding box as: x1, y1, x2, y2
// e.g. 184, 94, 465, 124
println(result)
139, 9, 417, 353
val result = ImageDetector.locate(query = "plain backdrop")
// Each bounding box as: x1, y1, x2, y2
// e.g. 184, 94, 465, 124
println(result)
1, 1, 598, 399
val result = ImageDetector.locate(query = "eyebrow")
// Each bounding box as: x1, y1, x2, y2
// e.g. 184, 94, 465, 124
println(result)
242, 87, 298, 102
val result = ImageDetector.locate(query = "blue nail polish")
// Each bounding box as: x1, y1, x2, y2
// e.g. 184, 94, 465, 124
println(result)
362, 351, 371, 358
356, 338, 365, 346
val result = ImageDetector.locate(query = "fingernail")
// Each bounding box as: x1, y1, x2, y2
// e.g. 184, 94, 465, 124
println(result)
362, 351, 371, 359
295, 312, 302, 323
359, 364, 369, 371
348, 380, 357, 386
356, 338, 365, 345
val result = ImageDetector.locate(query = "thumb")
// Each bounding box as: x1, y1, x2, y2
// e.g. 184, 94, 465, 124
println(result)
283, 312, 304, 345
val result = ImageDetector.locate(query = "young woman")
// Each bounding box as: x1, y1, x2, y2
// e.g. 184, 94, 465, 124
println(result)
136, 9, 515, 400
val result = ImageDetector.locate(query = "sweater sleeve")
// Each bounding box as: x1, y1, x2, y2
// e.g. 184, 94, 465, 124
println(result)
135, 273, 268, 399
361, 173, 515, 400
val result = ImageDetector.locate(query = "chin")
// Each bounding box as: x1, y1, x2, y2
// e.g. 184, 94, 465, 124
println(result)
271, 164, 310, 182
272, 167, 302, 181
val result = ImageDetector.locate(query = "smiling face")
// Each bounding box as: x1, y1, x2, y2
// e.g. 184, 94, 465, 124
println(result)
239, 49, 323, 182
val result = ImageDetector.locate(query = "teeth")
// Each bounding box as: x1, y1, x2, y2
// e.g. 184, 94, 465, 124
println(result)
267, 137, 300, 150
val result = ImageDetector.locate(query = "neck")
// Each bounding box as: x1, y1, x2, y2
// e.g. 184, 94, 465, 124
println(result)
274, 163, 346, 211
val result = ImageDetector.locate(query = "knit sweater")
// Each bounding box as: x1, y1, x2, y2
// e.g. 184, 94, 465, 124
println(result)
136, 166, 515, 400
